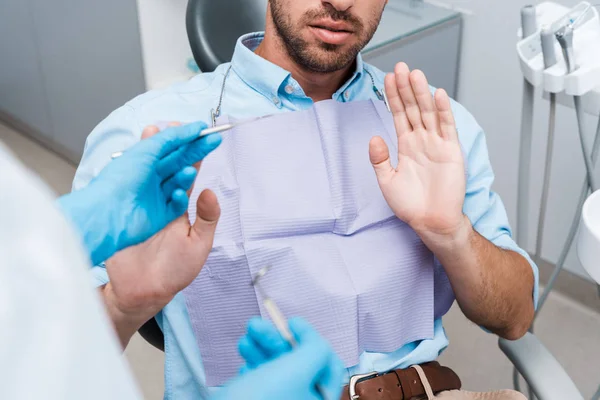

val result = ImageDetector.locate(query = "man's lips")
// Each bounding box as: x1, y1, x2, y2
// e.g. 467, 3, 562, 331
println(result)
308, 20, 354, 45
311, 19, 354, 33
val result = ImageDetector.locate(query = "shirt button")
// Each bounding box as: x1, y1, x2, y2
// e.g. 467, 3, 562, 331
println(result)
344, 91, 350, 100
285, 85, 294, 94
273, 97, 280, 105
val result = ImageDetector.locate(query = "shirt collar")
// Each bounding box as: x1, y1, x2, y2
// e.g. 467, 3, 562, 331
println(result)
333, 52, 365, 100
231, 32, 291, 102
231, 32, 366, 102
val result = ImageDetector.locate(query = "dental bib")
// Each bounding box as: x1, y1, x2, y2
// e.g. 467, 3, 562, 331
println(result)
185, 99, 455, 386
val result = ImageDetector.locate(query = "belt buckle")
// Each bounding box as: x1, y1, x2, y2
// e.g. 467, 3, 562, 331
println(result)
349, 371, 379, 400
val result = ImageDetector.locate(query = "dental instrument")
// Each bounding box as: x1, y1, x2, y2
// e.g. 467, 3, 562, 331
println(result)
251, 266, 329, 400
200, 114, 275, 136
252, 266, 297, 347
111, 115, 273, 160
556, 21, 600, 192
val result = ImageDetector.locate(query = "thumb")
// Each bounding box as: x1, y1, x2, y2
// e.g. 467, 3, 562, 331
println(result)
191, 189, 220, 239
369, 136, 395, 183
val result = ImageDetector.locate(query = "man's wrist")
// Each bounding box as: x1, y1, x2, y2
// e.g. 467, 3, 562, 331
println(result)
415, 214, 473, 256
101, 283, 165, 347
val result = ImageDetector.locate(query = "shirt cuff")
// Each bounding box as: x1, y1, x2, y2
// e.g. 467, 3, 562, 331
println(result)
91, 263, 110, 288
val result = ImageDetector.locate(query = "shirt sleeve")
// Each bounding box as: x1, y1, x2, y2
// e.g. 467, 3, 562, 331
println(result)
455, 100, 539, 310
73, 104, 142, 192
91, 263, 110, 287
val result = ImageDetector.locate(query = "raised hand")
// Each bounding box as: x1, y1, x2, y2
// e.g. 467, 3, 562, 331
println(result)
369, 63, 466, 238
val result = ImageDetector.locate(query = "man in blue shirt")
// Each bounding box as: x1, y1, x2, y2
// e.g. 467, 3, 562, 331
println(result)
73, 0, 537, 398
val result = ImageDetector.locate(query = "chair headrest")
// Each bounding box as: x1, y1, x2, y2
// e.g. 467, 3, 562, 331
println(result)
186, 0, 268, 72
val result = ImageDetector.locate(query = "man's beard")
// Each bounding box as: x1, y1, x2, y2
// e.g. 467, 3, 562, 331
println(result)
270, 1, 381, 73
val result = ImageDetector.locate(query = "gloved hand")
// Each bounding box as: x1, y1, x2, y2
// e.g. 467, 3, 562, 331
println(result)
57, 121, 221, 265
212, 318, 344, 400
237, 317, 295, 372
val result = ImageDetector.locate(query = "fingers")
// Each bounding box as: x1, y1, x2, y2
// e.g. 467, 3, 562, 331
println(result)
161, 166, 198, 196
410, 70, 441, 134
233, 318, 344, 400
238, 318, 291, 368
435, 89, 459, 142
385, 73, 411, 134
288, 318, 324, 344
287, 318, 343, 396
321, 354, 345, 400
156, 133, 222, 180
140, 122, 178, 140
238, 365, 251, 375
135, 121, 209, 159
247, 318, 292, 357
165, 188, 190, 221
294, 344, 336, 395
141, 125, 160, 139
150, 121, 212, 200
238, 336, 270, 369
394, 63, 423, 130
167, 122, 202, 174
191, 189, 220, 238
369, 136, 395, 184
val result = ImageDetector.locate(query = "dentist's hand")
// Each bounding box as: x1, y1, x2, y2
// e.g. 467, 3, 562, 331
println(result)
100, 123, 221, 348
369, 63, 466, 242
57, 122, 221, 265
212, 318, 344, 400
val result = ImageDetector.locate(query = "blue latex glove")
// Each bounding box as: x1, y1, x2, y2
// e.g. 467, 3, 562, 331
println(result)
57, 121, 221, 265
212, 318, 344, 400
238, 317, 294, 371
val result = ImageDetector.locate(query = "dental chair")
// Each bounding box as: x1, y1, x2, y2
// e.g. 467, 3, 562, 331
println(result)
136, 1, 585, 398
186, 0, 267, 72
499, 335, 583, 399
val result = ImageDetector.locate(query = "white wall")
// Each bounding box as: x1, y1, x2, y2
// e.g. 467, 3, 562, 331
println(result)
441, 0, 598, 280
135, 0, 196, 90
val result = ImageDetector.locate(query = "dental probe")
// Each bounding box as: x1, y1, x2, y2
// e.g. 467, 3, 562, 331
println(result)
111, 114, 273, 159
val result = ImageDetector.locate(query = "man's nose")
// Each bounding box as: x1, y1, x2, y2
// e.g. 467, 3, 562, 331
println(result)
322, 0, 355, 12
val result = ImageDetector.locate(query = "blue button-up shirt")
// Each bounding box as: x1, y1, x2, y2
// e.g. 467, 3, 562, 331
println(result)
73, 33, 538, 399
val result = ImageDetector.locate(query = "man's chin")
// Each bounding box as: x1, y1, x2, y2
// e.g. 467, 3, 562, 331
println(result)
301, 53, 357, 73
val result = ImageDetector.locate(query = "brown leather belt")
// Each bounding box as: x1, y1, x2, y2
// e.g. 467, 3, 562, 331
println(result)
340, 362, 461, 400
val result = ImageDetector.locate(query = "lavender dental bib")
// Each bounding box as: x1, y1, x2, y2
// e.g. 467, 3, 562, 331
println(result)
185, 99, 455, 386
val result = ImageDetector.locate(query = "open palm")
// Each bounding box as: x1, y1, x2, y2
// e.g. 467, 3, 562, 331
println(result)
369, 63, 466, 235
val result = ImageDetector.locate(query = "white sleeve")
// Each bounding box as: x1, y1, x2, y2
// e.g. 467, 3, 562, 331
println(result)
0, 143, 142, 400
